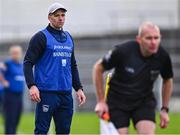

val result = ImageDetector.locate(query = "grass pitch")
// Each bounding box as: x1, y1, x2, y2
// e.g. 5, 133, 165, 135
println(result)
0, 112, 179, 134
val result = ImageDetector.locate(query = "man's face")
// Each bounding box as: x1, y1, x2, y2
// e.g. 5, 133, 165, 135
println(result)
10, 47, 22, 62
48, 9, 66, 29
137, 27, 161, 56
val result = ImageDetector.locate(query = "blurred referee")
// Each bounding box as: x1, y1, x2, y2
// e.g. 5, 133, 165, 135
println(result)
93, 22, 173, 134
23, 3, 86, 134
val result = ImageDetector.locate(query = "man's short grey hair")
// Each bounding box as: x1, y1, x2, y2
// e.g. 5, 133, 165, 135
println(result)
138, 21, 160, 36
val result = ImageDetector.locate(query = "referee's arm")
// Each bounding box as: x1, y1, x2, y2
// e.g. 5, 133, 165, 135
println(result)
93, 59, 105, 102
93, 47, 119, 102
93, 47, 119, 116
160, 78, 173, 128
161, 78, 173, 110
160, 53, 174, 110
160, 53, 173, 128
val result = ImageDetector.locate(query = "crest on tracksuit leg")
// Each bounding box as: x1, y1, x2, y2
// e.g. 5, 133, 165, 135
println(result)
42, 105, 49, 112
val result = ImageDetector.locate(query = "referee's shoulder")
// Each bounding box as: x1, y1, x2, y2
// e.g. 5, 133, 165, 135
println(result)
114, 40, 137, 50
158, 45, 171, 58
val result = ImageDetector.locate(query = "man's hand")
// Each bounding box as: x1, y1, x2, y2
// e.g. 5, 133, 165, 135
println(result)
29, 85, 41, 103
0, 62, 6, 70
160, 110, 169, 128
76, 89, 86, 106
2, 80, 9, 88
95, 101, 109, 117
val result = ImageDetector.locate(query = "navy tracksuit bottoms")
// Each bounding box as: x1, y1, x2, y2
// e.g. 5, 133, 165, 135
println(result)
34, 92, 73, 135
3, 91, 23, 134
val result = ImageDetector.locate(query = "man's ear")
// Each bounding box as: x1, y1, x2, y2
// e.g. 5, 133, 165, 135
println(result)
136, 36, 141, 44
48, 15, 51, 21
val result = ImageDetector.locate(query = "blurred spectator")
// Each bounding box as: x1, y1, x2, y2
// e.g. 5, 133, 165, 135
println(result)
0, 80, 3, 112
0, 45, 25, 134
0, 63, 5, 112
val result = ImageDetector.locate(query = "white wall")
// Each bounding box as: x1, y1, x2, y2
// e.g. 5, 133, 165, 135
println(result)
0, 0, 179, 42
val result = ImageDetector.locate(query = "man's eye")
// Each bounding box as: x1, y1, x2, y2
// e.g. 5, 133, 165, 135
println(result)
145, 37, 152, 40
154, 36, 160, 40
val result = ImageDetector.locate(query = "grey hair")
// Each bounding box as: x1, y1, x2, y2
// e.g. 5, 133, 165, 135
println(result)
138, 21, 160, 36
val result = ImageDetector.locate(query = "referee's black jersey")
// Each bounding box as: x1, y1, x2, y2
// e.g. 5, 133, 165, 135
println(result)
102, 40, 173, 110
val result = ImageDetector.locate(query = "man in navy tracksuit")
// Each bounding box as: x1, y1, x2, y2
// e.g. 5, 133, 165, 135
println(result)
23, 3, 86, 134
0, 46, 24, 134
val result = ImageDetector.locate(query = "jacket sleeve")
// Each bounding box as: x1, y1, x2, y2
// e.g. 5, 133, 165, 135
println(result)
23, 31, 46, 89
71, 50, 83, 91
65, 31, 83, 91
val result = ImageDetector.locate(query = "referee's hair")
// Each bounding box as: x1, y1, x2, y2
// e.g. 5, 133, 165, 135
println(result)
138, 21, 160, 37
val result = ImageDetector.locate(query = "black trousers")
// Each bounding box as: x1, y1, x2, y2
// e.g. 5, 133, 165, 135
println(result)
3, 91, 23, 134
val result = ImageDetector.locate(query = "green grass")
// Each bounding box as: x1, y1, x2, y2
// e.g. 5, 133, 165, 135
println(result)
0, 112, 179, 134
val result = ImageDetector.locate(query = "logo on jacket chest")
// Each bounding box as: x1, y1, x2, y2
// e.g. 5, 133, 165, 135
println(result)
53, 45, 72, 58
125, 66, 135, 74
54, 45, 72, 50
62, 59, 67, 67
150, 70, 160, 80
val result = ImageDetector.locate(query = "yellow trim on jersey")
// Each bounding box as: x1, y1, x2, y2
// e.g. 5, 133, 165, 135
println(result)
104, 73, 111, 101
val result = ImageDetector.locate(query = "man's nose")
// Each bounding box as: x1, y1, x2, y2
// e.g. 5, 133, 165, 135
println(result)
151, 38, 157, 45
59, 16, 63, 21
